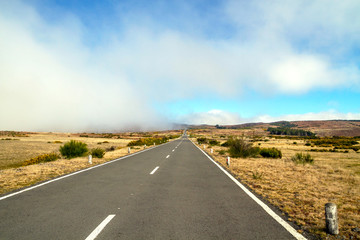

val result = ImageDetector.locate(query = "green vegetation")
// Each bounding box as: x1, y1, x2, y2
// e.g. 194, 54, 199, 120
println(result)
272, 121, 297, 128
196, 137, 208, 144
310, 137, 359, 151
209, 139, 220, 146
91, 148, 105, 158
23, 153, 60, 166
291, 153, 314, 165
60, 140, 88, 159
267, 127, 316, 137
127, 136, 170, 146
227, 138, 259, 158
217, 149, 226, 155
259, 148, 282, 159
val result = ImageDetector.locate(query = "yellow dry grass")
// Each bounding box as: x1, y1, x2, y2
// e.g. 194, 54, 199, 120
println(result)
0, 131, 180, 195
0, 132, 131, 169
190, 129, 360, 240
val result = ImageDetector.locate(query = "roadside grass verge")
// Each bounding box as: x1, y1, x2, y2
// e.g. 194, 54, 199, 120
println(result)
190, 130, 359, 240
0, 131, 181, 195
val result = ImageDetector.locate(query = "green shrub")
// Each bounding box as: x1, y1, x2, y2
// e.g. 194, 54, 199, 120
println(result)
127, 136, 169, 146
227, 138, 259, 158
197, 137, 208, 144
60, 140, 88, 159
217, 150, 226, 155
24, 153, 60, 166
260, 148, 282, 159
209, 139, 220, 146
91, 148, 105, 158
291, 153, 314, 165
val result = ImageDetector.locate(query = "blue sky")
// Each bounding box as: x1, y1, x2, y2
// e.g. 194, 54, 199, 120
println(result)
1, 0, 360, 131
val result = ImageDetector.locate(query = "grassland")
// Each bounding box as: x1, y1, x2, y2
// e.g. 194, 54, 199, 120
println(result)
0, 130, 181, 195
189, 128, 360, 240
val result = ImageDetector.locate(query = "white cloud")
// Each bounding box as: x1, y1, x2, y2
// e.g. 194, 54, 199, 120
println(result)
0, 0, 359, 131
0, 1, 169, 132
179, 109, 244, 125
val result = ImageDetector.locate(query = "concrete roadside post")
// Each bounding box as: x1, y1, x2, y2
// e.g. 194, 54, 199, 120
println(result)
325, 203, 339, 235
88, 154, 92, 164
203, 144, 205, 150
211, 148, 213, 154
128, 147, 130, 154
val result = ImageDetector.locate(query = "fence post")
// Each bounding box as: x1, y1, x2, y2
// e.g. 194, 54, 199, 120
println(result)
325, 203, 339, 235
88, 155, 92, 164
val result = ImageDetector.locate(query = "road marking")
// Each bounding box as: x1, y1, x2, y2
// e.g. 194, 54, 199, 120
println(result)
85, 214, 115, 240
150, 166, 159, 175
166, 155, 170, 158
172, 149, 175, 152
191, 140, 307, 240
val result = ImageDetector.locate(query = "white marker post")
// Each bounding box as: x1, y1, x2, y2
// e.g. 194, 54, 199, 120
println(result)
88, 155, 92, 164
226, 156, 230, 167
128, 147, 130, 154
203, 145, 206, 149
210, 148, 213, 154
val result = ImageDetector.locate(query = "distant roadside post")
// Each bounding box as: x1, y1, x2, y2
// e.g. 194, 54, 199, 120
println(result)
226, 156, 230, 167
128, 147, 130, 154
88, 154, 92, 164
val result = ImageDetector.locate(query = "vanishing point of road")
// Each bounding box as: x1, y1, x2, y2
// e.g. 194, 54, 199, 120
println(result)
0, 136, 306, 239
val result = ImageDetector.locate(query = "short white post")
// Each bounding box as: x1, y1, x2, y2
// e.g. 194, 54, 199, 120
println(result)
203, 144, 205, 149
226, 156, 230, 167
144, 144, 146, 149
154, 142, 155, 146
210, 148, 213, 154
88, 154, 92, 164
128, 147, 130, 154
325, 203, 339, 235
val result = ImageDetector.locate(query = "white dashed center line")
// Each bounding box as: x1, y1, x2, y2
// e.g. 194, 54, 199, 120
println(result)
150, 166, 159, 175
85, 214, 115, 240
166, 155, 170, 158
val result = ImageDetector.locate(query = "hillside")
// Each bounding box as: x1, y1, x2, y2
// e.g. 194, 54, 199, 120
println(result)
208, 120, 360, 137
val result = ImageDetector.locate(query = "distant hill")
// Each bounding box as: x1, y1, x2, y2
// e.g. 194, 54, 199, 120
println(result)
202, 120, 360, 137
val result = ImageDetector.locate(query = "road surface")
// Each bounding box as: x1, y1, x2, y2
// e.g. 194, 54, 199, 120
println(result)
0, 136, 304, 239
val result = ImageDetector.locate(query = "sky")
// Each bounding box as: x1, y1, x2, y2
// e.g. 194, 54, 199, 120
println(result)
1, 0, 360, 132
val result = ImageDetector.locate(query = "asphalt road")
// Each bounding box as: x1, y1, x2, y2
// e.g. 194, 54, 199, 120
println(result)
0, 136, 303, 239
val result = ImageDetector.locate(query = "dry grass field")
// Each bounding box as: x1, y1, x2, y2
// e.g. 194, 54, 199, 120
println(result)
0, 130, 181, 195
189, 128, 360, 240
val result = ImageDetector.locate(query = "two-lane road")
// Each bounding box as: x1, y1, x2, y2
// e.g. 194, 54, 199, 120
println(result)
0, 136, 304, 239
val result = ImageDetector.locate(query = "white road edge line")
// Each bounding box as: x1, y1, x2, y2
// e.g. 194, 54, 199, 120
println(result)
191, 140, 307, 240
0, 139, 176, 201
85, 214, 115, 240
150, 166, 159, 175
